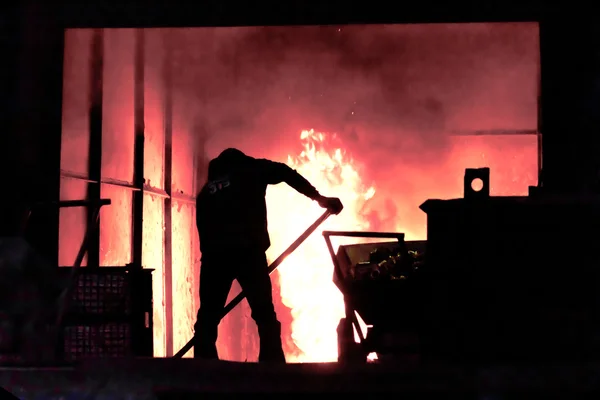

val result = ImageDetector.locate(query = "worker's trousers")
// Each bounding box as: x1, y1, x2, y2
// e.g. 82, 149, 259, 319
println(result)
193, 249, 286, 363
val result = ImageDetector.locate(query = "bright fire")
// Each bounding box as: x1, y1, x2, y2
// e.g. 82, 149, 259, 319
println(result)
266, 129, 377, 363
264, 128, 537, 363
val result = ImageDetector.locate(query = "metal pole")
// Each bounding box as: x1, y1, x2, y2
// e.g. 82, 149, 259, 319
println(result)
163, 28, 175, 357
54, 203, 108, 331
87, 28, 104, 269
131, 28, 145, 270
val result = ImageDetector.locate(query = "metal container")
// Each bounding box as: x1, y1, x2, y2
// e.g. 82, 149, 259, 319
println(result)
324, 231, 424, 363
419, 194, 600, 362
56, 266, 154, 360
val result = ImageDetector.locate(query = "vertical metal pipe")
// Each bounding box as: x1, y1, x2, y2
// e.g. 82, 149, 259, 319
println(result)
132, 29, 145, 269
87, 28, 104, 268
163, 28, 175, 357
536, 25, 543, 187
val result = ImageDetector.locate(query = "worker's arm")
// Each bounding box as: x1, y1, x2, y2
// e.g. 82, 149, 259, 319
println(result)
256, 158, 344, 214
256, 159, 319, 198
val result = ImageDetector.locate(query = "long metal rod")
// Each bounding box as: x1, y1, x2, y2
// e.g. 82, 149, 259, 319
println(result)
173, 210, 332, 359
87, 28, 104, 269
163, 28, 175, 357
322, 231, 405, 240
46, 199, 112, 209
322, 232, 364, 343
53, 204, 107, 332
61, 170, 139, 190
222, 211, 332, 317
52, 204, 111, 358
131, 28, 145, 270
60, 170, 196, 205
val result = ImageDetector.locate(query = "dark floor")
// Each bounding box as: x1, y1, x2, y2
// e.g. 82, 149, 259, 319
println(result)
2, 357, 600, 398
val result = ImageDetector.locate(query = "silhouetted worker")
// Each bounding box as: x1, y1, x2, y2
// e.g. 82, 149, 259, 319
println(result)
194, 148, 343, 363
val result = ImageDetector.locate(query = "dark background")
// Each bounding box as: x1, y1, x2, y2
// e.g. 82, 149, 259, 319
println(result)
1, 0, 599, 263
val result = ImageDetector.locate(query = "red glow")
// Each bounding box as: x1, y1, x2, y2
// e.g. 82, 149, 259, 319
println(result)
59, 23, 539, 361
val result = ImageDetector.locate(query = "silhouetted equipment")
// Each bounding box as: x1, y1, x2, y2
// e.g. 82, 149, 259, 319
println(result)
327, 167, 600, 364
0, 237, 63, 363
324, 231, 425, 363
56, 266, 153, 361
0, 199, 153, 364
463, 167, 490, 199
174, 210, 332, 358
419, 168, 600, 362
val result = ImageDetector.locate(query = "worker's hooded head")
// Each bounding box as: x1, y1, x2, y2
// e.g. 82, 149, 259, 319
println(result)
207, 148, 251, 179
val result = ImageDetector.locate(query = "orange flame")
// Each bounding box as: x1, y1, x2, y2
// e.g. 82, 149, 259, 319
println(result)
266, 129, 376, 363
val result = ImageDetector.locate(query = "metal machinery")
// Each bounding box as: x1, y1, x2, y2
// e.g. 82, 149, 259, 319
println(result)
324, 230, 426, 363
326, 167, 600, 364
0, 199, 153, 364
418, 168, 600, 363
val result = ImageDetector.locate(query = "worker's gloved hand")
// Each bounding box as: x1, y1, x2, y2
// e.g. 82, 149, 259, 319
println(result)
317, 196, 344, 215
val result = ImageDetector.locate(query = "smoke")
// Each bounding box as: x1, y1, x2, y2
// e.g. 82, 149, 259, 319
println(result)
168, 23, 539, 231
161, 23, 539, 361
169, 22, 537, 155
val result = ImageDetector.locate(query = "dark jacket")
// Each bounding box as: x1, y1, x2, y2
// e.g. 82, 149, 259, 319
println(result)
196, 149, 319, 254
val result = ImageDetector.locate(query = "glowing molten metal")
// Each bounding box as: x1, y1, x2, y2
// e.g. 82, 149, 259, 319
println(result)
266, 129, 376, 363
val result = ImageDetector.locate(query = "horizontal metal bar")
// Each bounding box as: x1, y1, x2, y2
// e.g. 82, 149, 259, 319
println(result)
143, 184, 169, 199
143, 185, 196, 205
60, 169, 140, 191
102, 177, 138, 190
59, 199, 111, 208
61, 169, 197, 205
322, 231, 405, 240
60, 171, 95, 184
29, 199, 112, 209
450, 129, 539, 136
171, 192, 196, 205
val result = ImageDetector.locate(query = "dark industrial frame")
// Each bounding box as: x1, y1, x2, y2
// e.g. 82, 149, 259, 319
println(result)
58, 28, 198, 355
7, 0, 595, 362
3, 3, 600, 398
59, 23, 540, 357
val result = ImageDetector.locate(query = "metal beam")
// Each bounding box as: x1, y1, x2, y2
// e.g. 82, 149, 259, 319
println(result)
132, 29, 145, 270
163, 28, 175, 357
61, 170, 137, 190
60, 170, 196, 205
57, 1, 550, 29
86, 28, 104, 268
143, 186, 197, 205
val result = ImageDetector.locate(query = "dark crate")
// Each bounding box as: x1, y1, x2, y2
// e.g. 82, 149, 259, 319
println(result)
57, 267, 154, 360
62, 323, 132, 361
74, 273, 131, 315
57, 267, 154, 318
58, 267, 132, 316
419, 196, 600, 362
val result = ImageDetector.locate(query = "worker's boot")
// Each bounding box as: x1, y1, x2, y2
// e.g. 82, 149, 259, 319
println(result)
257, 320, 286, 364
194, 340, 218, 360
192, 330, 219, 360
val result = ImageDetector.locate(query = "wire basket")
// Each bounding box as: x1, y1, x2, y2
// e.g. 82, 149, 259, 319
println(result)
62, 323, 132, 361
60, 268, 133, 316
